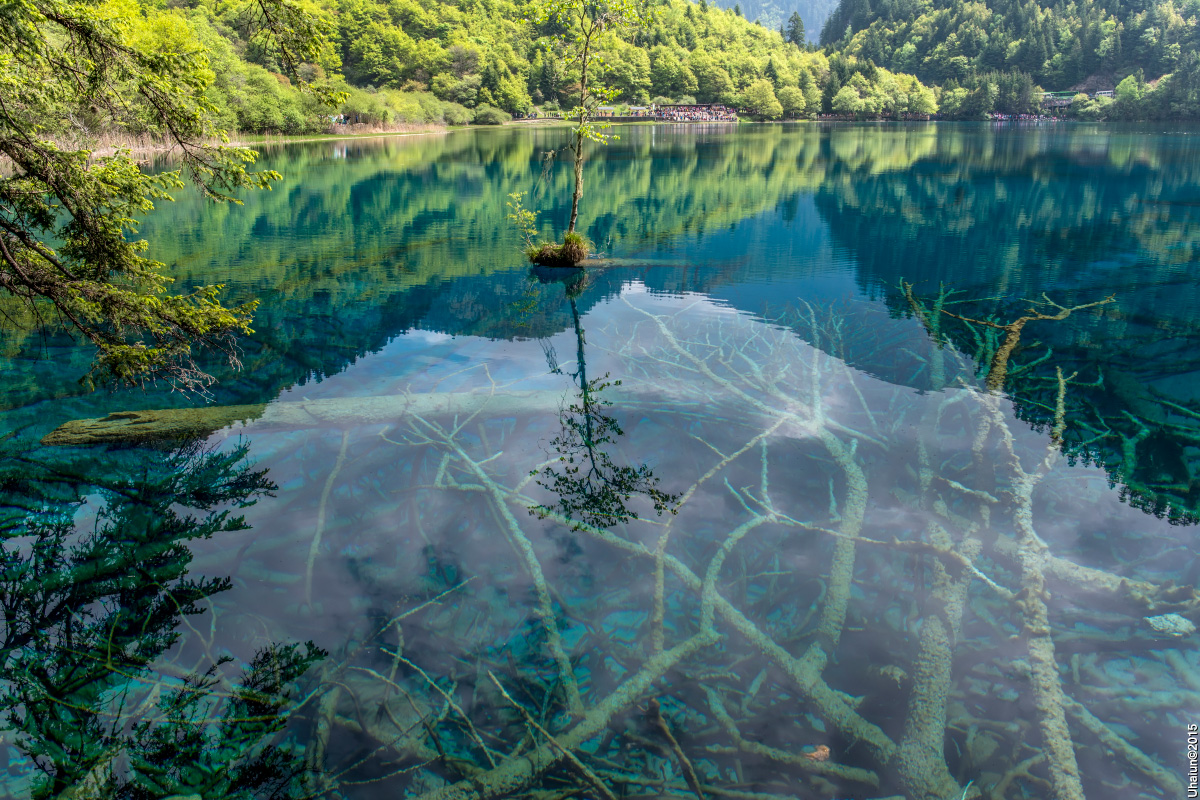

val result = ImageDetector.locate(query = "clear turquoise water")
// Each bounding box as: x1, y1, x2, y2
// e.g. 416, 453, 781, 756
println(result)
3, 122, 1200, 799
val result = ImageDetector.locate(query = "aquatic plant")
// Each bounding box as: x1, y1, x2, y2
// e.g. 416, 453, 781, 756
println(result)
510, 192, 593, 266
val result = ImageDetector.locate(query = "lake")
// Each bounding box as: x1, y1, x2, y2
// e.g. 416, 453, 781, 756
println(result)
2, 122, 1199, 800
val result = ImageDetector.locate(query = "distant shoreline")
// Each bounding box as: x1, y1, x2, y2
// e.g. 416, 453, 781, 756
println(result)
52, 116, 1134, 162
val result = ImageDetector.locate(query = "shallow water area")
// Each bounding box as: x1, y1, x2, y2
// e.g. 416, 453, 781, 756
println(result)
3, 122, 1200, 800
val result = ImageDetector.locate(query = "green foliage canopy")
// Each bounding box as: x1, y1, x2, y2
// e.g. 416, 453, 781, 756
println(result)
822, 0, 1200, 118
0, 0, 336, 388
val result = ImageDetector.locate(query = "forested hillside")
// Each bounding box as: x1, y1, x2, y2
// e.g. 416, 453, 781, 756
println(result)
63, 0, 937, 136
820, 0, 1200, 117
329, 0, 833, 112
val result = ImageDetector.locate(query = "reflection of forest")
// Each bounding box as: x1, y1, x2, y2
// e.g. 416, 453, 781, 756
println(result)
11, 124, 1200, 525
813, 125, 1200, 521
0, 125, 936, 419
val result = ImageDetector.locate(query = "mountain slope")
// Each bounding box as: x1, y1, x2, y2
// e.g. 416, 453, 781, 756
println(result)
820, 0, 1199, 92
86, 0, 937, 130
711, 0, 838, 42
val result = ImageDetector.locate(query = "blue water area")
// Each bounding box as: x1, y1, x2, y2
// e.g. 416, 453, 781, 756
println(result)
2, 122, 1200, 799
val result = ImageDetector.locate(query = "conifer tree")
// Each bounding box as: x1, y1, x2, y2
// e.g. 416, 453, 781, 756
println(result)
786, 11, 806, 46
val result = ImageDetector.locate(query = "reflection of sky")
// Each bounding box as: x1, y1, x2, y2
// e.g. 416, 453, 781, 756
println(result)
178, 287, 1200, 792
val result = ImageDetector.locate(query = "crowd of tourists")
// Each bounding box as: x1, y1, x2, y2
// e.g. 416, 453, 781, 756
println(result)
985, 113, 1062, 121
614, 104, 737, 122
656, 104, 738, 122
815, 111, 1057, 121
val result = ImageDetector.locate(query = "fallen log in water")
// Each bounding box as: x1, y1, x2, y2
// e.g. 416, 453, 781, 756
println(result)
42, 405, 270, 446
41, 391, 569, 446
40, 388, 680, 447
587, 258, 693, 267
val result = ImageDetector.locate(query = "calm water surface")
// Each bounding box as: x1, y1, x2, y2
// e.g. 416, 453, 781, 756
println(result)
3, 123, 1200, 799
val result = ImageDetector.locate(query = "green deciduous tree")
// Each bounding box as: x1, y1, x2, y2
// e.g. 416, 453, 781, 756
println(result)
743, 78, 783, 117
832, 83, 865, 114
605, 44, 652, 102
777, 85, 807, 116
0, 0, 336, 389
907, 81, 938, 114
1115, 72, 1144, 102
690, 50, 738, 104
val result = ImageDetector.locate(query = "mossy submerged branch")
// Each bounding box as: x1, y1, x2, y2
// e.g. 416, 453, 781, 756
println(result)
937, 292, 1116, 394
45, 296, 1200, 799
898, 526, 982, 800
898, 306, 981, 800
413, 633, 718, 800
973, 380, 1086, 800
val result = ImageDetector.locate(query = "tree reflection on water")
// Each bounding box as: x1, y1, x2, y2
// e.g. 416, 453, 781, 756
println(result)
529, 266, 677, 530
0, 439, 323, 799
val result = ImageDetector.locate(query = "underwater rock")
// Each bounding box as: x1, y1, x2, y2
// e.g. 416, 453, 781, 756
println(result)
1144, 612, 1197, 637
